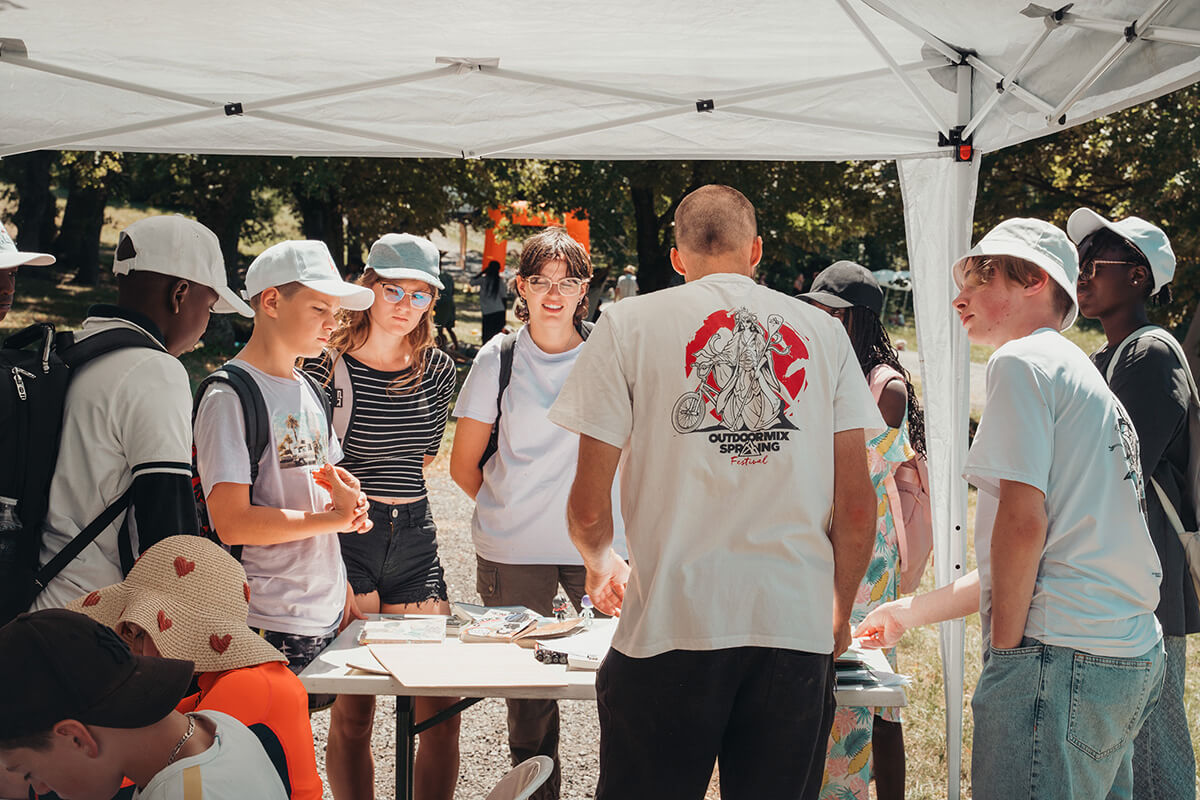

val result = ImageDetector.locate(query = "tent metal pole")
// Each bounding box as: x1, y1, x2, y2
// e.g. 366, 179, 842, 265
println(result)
1048, 0, 1177, 124
0, 52, 221, 110
963, 55, 1055, 115
721, 106, 932, 141
961, 22, 1058, 140
715, 58, 947, 105
1059, 12, 1200, 47
853, 0, 1059, 115
244, 66, 459, 111
0, 110, 219, 158
247, 110, 464, 157
835, 0, 949, 136
470, 106, 692, 157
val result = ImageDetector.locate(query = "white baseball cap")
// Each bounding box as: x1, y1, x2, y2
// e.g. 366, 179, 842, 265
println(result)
0, 222, 55, 269
113, 215, 253, 317
953, 217, 1079, 330
243, 240, 375, 312
1067, 208, 1176, 296
365, 233, 444, 289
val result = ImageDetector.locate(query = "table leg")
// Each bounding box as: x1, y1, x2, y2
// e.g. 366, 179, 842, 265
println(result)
396, 695, 415, 800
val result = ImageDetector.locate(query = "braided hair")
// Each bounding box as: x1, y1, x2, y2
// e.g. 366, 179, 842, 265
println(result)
843, 306, 927, 458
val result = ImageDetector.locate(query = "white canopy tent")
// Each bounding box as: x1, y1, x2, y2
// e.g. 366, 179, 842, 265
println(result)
4, 1, 1199, 793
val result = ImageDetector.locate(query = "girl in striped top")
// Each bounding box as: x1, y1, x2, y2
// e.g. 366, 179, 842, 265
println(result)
306, 233, 459, 800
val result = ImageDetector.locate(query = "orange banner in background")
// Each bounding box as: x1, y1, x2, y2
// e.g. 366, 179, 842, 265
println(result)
482, 203, 590, 272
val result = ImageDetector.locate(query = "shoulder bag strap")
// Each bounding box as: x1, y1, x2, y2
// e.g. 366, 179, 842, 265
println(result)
479, 330, 520, 468
33, 486, 133, 595
1104, 324, 1160, 383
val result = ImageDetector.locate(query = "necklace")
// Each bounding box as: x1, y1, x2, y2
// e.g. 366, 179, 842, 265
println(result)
166, 713, 196, 765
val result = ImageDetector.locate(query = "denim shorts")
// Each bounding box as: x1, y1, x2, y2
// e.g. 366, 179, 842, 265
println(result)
340, 497, 448, 605
971, 637, 1165, 800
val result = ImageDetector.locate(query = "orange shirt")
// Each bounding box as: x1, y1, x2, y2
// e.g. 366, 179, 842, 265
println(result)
176, 662, 322, 800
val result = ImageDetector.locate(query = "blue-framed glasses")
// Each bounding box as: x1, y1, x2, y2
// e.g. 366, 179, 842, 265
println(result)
382, 284, 434, 308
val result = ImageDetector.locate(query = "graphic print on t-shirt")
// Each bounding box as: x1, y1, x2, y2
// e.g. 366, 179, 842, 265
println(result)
1111, 409, 1147, 515
672, 307, 809, 465
274, 409, 328, 469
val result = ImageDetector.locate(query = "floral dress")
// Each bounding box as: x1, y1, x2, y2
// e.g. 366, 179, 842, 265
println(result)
820, 364, 914, 800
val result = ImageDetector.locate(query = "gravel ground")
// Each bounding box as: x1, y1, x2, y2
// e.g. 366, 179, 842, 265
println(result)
309, 464, 605, 800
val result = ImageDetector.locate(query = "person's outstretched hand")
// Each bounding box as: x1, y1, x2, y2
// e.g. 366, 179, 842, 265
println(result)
854, 599, 910, 649
585, 549, 630, 617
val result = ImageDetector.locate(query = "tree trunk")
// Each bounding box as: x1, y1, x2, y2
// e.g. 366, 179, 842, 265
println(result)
293, 190, 345, 273
56, 179, 108, 286
630, 184, 672, 293
345, 221, 367, 274
8, 151, 58, 253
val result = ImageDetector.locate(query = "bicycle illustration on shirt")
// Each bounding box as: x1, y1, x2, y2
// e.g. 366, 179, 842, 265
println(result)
672, 308, 800, 434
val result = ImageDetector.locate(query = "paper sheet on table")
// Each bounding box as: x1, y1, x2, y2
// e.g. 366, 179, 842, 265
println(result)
368, 643, 568, 688
535, 619, 617, 661
842, 642, 911, 687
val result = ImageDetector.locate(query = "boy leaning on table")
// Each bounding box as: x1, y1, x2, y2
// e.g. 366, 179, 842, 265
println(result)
856, 218, 1164, 800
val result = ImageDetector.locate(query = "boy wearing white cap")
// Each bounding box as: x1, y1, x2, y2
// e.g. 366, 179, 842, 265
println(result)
193, 241, 374, 702
0, 220, 55, 322
857, 218, 1164, 799
1070, 209, 1197, 799
34, 215, 254, 613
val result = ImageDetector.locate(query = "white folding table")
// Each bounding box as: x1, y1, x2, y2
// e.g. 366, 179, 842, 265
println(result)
298, 618, 906, 800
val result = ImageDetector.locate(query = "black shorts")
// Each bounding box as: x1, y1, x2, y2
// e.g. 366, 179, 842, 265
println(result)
340, 497, 448, 606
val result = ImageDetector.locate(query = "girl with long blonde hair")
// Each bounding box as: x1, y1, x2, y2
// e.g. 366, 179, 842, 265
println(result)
306, 233, 459, 800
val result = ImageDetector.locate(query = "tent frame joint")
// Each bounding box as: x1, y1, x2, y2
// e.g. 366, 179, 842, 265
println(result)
695, 98, 714, 113
224, 102, 244, 116
937, 125, 974, 162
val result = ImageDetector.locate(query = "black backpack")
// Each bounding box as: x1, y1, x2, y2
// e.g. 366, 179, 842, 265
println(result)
478, 321, 593, 468
0, 322, 158, 623
191, 362, 333, 561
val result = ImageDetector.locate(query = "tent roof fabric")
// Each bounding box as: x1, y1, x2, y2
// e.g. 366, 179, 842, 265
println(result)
2, 0, 1198, 160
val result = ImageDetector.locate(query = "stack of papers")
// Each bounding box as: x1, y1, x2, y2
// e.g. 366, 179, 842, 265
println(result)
836, 644, 911, 689
358, 617, 446, 644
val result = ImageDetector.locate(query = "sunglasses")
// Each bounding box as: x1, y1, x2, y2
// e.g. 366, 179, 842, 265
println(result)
1077, 259, 1138, 282
524, 275, 587, 296
381, 284, 434, 308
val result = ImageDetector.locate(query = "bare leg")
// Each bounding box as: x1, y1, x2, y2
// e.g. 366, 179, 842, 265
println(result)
872, 716, 905, 800
327, 591, 381, 800
384, 598, 461, 800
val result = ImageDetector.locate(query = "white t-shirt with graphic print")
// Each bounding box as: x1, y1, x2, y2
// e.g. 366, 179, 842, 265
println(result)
966, 328, 1162, 658
548, 272, 883, 659
194, 359, 346, 637
133, 710, 289, 800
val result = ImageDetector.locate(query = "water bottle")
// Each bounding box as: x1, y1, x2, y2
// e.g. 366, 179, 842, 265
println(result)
580, 594, 595, 626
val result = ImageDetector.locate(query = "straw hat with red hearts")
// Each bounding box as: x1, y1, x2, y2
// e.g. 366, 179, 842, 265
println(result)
67, 535, 286, 673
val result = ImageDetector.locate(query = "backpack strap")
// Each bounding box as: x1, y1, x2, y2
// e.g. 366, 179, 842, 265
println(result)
193, 363, 270, 563
32, 486, 133, 596
297, 368, 335, 444
478, 330, 520, 469
1103, 325, 1161, 384
29, 328, 161, 600
328, 352, 353, 443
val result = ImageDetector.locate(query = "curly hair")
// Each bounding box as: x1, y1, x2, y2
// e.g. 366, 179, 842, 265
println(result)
844, 306, 927, 458
510, 227, 592, 326
324, 268, 438, 394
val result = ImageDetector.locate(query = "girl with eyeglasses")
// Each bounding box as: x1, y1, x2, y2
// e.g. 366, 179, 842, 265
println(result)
450, 228, 627, 800
305, 233, 460, 800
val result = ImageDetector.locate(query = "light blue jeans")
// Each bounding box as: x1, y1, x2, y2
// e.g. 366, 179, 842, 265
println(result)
971, 637, 1165, 800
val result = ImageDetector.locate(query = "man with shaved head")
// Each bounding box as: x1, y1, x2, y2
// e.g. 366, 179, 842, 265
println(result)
550, 184, 880, 799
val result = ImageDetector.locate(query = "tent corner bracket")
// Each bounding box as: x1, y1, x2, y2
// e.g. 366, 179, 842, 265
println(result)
937, 125, 974, 162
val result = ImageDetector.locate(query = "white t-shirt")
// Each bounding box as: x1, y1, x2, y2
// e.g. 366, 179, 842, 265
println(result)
548, 272, 883, 658
133, 710, 289, 800
453, 326, 626, 565
194, 359, 347, 637
35, 315, 194, 611
615, 273, 638, 300
965, 329, 1162, 657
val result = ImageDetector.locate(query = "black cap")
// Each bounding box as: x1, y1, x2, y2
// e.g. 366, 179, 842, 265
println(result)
799, 261, 884, 316
0, 609, 194, 741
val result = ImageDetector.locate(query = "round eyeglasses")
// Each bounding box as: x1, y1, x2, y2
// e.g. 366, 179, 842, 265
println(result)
524, 275, 587, 296
381, 284, 434, 308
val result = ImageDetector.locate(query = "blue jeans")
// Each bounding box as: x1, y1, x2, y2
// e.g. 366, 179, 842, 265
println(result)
971, 637, 1165, 800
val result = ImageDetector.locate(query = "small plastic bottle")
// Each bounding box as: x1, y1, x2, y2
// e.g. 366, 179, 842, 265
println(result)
580, 594, 595, 626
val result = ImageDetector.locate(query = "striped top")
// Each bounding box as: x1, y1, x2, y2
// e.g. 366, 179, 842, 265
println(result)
305, 348, 455, 499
